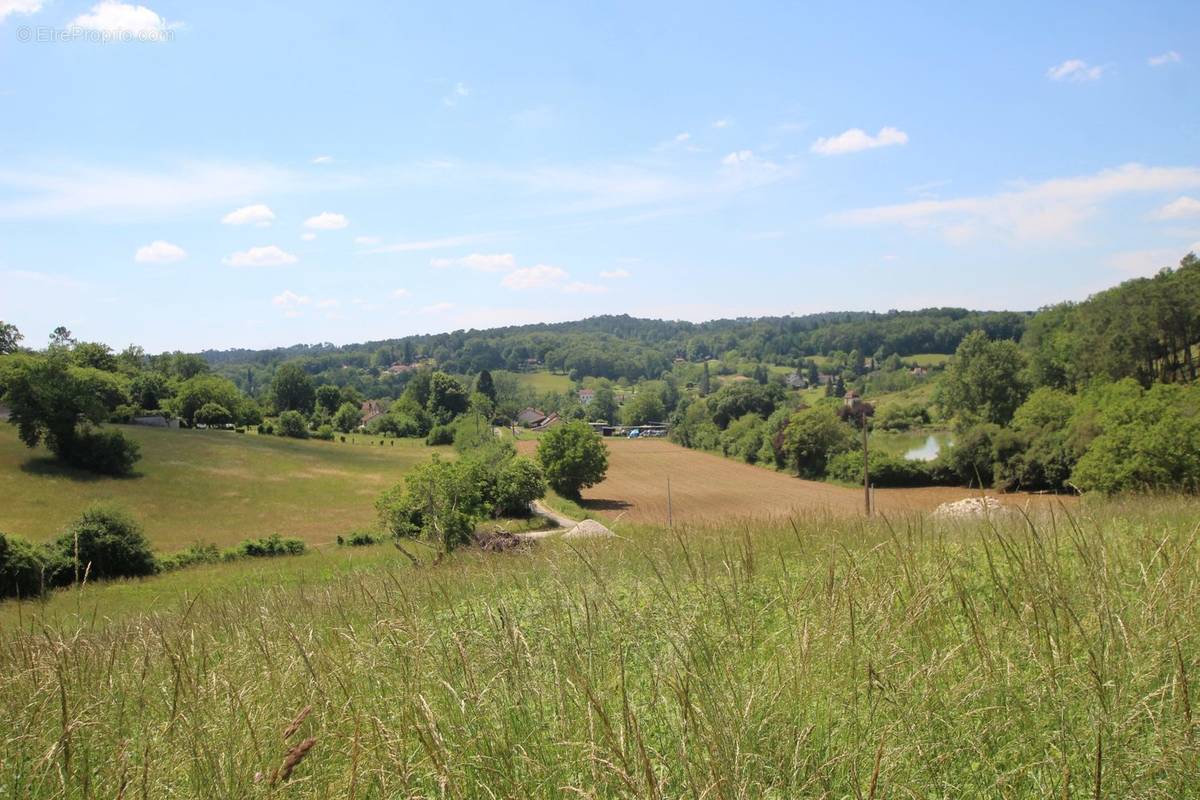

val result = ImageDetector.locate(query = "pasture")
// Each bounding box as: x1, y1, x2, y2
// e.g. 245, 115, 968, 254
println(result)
518, 437, 1063, 524
0, 425, 438, 549
511, 369, 574, 394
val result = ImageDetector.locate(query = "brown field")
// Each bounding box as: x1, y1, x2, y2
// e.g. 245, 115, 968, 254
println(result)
519, 437, 1071, 524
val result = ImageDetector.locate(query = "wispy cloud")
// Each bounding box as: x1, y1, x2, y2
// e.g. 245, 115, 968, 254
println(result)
501, 264, 568, 289
0, 161, 320, 221
442, 81, 470, 107
304, 211, 348, 230
1148, 51, 1182, 67
221, 203, 275, 226
1047, 59, 1104, 82
0, 0, 42, 21
811, 126, 908, 156
599, 268, 631, 279
828, 163, 1200, 243
431, 253, 515, 272
224, 245, 298, 268
311, 155, 334, 164
362, 233, 492, 254
134, 240, 186, 264
1151, 195, 1200, 220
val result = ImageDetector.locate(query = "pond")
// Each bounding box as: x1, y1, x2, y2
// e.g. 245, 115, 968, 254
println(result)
871, 431, 954, 462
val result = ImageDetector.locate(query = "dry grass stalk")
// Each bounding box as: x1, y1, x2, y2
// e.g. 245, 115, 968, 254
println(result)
282, 705, 312, 741
272, 736, 317, 785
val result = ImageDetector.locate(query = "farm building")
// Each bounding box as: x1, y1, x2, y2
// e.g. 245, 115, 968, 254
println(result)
516, 407, 547, 426
785, 371, 808, 389
578, 388, 595, 405
530, 412, 562, 431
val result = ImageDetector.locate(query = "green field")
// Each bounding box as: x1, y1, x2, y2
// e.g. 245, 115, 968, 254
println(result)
906, 352, 952, 367
1, 497, 1197, 797
0, 424, 439, 549
512, 369, 574, 394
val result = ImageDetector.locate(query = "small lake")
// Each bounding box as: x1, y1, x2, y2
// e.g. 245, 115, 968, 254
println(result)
872, 431, 954, 462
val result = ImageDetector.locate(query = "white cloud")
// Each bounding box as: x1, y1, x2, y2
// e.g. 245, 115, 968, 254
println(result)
599, 268, 631, 279
134, 240, 185, 264
315, 298, 339, 309
422, 301, 454, 313
304, 211, 348, 230
70, 2, 177, 41
311, 155, 333, 164
271, 289, 310, 307
430, 252, 516, 272
224, 245, 298, 268
721, 150, 755, 166
353, 235, 381, 246
1047, 59, 1104, 82
392, 288, 411, 298
828, 163, 1200, 243
712, 119, 730, 129
300, 232, 317, 241
443, 82, 470, 106
0, 0, 42, 21
1148, 51, 1182, 67
810, 126, 908, 156
1151, 195, 1200, 220
221, 203, 275, 226
501, 264, 568, 289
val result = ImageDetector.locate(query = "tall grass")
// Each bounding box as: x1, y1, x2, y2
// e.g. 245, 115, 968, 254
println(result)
0, 498, 1197, 797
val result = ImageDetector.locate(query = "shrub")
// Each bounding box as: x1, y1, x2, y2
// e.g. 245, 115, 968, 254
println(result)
426, 424, 455, 446
313, 424, 335, 441
826, 450, 948, 487
0, 532, 48, 599
277, 410, 308, 439
158, 542, 221, 572
337, 530, 381, 547
59, 426, 141, 476
230, 534, 307, 559
493, 457, 547, 516
50, 506, 156, 583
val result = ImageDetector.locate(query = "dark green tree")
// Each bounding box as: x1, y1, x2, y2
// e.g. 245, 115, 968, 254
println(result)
271, 362, 316, 414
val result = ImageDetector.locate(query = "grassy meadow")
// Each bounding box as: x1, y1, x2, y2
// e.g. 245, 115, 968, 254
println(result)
1, 497, 1198, 797
0, 424, 440, 549
511, 370, 574, 395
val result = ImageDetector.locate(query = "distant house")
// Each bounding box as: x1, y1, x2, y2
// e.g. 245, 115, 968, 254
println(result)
843, 390, 861, 409
578, 388, 596, 406
910, 366, 929, 377
530, 412, 562, 431
817, 372, 836, 385
785, 371, 808, 389
516, 407, 547, 426
387, 363, 416, 375
360, 400, 386, 427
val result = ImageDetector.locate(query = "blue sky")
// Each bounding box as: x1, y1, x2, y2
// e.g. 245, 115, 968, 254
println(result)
1, 1, 1198, 352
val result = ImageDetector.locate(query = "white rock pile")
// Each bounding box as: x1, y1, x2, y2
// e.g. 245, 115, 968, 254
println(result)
562, 519, 615, 539
930, 496, 1009, 519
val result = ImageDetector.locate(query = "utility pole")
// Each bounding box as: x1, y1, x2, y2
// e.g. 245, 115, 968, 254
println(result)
862, 407, 871, 517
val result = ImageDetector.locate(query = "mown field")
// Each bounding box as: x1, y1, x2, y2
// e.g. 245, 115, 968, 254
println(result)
0, 497, 1196, 797
0, 425, 439, 549
518, 438, 1064, 524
